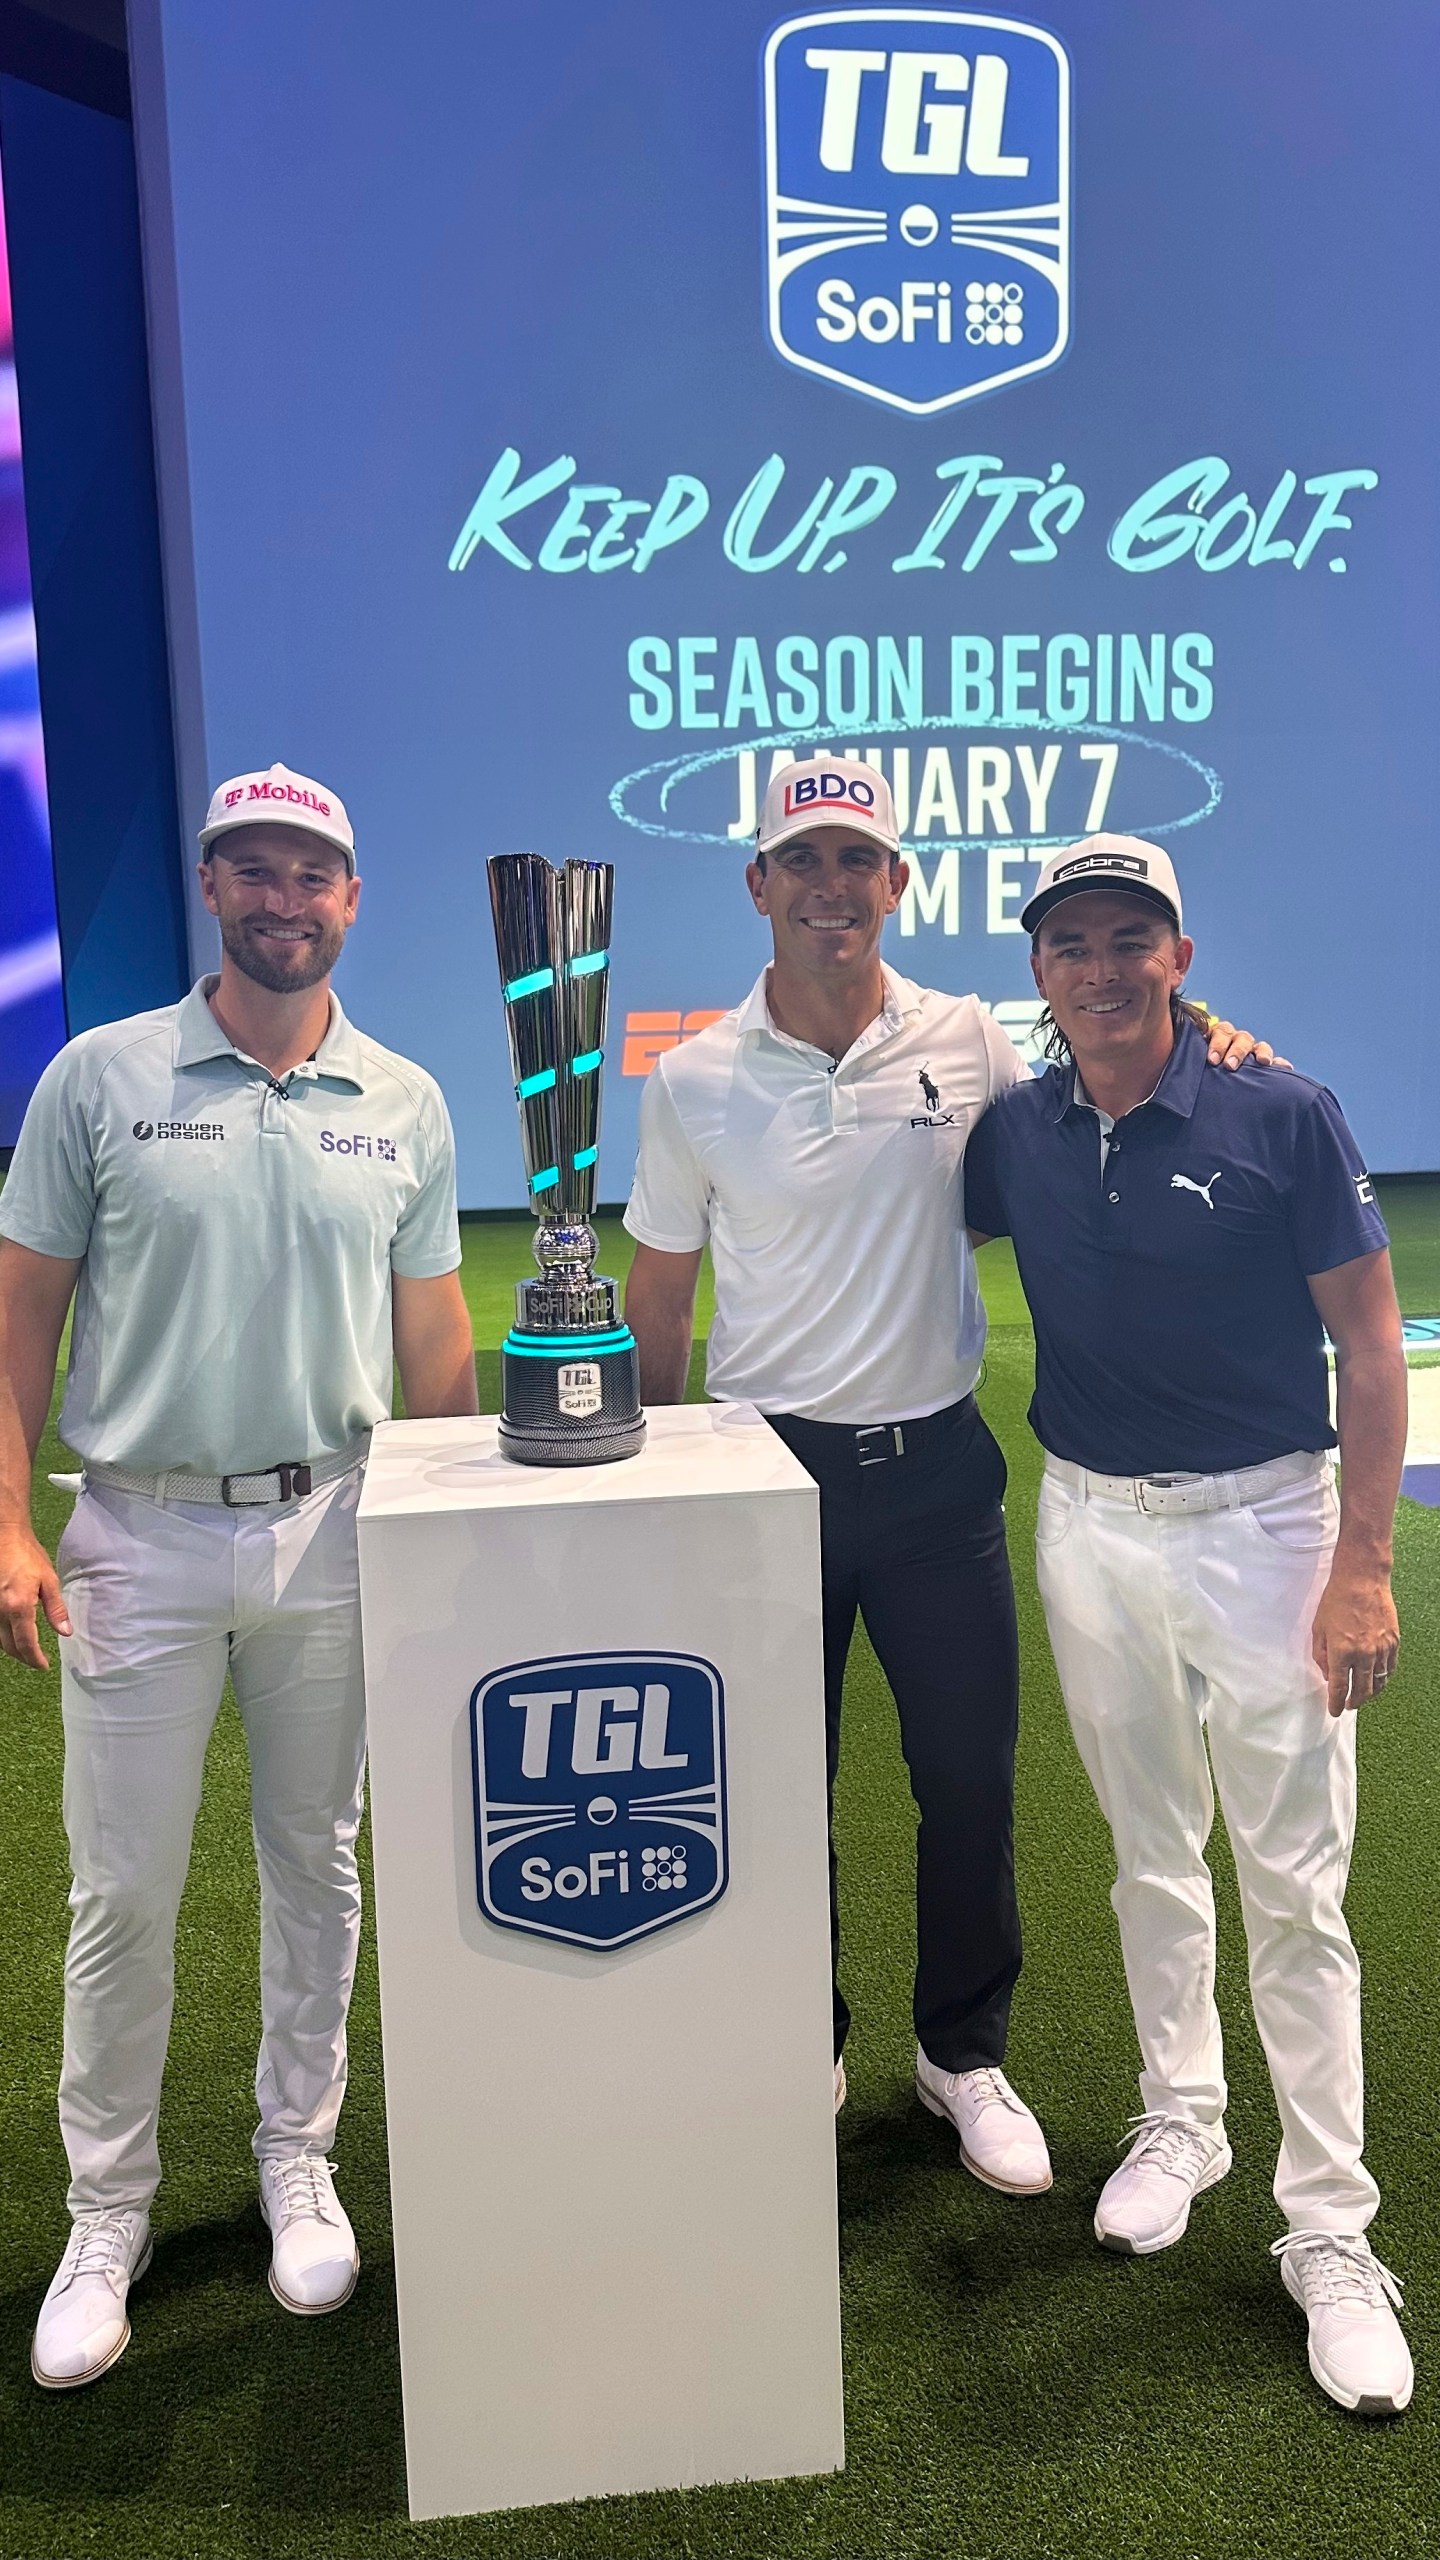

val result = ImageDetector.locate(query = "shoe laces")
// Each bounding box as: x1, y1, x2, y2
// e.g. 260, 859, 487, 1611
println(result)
266, 2153, 340, 2226
62, 2210, 143, 2287
952, 2065, 1021, 2115
1120, 2112, 1219, 2176
1271, 2230, 1404, 2314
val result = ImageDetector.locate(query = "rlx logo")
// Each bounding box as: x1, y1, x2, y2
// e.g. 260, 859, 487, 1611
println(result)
763, 11, 1071, 414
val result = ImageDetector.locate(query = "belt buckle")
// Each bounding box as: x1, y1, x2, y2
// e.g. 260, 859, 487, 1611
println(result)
856, 1425, 904, 1467
221, 1462, 313, 1507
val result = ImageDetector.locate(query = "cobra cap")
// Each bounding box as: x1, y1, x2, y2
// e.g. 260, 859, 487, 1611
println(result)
1021, 833, 1183, 936
756, 755, 900, 860
199, 762, 355, 873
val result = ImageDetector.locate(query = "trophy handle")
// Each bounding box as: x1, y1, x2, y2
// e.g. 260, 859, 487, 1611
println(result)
555, 859, 613, 1225
487, 853, 566, 1210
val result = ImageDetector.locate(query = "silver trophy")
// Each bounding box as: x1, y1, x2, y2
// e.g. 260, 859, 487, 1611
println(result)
487, 854, 645, 1465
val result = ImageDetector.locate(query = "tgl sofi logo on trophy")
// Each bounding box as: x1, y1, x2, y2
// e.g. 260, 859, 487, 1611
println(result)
472, 1653, 728, 1951
763, 10, 1071, 414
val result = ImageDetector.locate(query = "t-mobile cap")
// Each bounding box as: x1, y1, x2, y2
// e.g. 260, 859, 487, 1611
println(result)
756, 755, 900, 859
198, 763, 355, 872
1021, 834, 1183, 936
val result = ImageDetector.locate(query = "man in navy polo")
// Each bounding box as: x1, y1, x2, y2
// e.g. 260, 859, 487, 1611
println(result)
963, 834, 1413, 2418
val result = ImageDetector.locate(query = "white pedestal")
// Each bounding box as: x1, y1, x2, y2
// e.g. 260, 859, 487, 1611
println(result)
357, 1405, 843, 2522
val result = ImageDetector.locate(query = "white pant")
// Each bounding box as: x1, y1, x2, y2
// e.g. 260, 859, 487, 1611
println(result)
1035, 1452, 1377, 2233
56, 1470, 368, 2214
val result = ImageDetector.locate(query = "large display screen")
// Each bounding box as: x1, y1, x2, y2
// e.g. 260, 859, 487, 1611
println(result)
0, 131, 63, 1145
135, 0, 1438, 1196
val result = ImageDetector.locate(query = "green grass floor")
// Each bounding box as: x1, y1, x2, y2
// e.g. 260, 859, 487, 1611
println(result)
2, 1187, 1438, 2560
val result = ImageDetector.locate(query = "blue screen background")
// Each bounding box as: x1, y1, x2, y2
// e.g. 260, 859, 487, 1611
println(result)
133, 0, 1439, 1198
0, 125, 64, 1145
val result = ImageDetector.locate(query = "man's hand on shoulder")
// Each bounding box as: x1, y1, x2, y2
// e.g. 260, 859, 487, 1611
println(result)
1312, 1557, 1400, 1716
0, 1519, 71, 1670
1202, 1015, 1292, 1072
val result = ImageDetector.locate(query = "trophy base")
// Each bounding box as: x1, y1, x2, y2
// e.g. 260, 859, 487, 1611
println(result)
497, 1413, 647, 1468
499, 1326, 646, 1468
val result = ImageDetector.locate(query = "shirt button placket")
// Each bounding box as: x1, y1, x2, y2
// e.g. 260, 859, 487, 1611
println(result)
831, 1067, 859, 1135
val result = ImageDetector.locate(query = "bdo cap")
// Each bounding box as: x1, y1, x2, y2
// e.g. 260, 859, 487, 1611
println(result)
198, 762, 355, 873
756, 755, 900, 860
1021, 833, 1183, 937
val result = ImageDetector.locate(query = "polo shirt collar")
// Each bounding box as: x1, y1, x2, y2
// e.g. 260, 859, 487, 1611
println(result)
739, 960, 924, 1043
173, 978, 367, 1089
1056, 1012, 1207, 1125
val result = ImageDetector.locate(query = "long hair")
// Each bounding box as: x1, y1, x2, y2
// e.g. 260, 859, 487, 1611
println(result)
1033, 989, 1210, 1067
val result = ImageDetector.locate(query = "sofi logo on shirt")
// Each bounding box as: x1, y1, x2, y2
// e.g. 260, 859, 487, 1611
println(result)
470, 1652, 728, 1950
320, 1129, 398, 1162
763, 10, 1071, 415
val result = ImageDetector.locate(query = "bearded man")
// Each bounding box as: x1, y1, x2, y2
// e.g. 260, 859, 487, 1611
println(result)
0, 764, 476, 2388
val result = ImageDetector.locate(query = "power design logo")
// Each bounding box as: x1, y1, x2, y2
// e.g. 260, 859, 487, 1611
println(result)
471, 1653, 728, 1951
131, 1119, 225, 1142
763, 10, 1071, 415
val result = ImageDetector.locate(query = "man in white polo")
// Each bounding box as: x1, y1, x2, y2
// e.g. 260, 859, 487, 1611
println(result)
624, 758, 1265, 2184
0, 762, 477, 2389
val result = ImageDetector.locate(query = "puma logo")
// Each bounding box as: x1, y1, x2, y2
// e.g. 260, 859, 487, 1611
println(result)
1171, 1171, 1222, 1209
918, 1065, 940, 1112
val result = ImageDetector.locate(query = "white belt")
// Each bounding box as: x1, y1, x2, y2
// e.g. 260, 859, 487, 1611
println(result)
80, 1435, 370, 1509
1043, 1448, 1329, 1517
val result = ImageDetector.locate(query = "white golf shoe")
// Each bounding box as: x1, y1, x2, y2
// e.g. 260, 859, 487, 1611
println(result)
1273, 2231, 1414, 2417
259, 2155, 359, 2315
915, 2050, 1052, 2194
834, 2059, 847, 2114
1094, 2112, 1232, 2255
31, 2208, 152, 2389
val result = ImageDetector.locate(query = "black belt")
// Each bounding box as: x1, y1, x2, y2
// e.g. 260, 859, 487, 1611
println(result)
764, 1394, 978, 1471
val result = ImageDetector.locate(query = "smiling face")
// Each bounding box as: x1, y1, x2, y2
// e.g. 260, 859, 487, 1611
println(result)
746, 823, 907, 985
199, 823, 360, 994
1031, 890, 1194, 1076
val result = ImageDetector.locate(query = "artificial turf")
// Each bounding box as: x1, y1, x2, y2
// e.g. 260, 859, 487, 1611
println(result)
1, 1189, 1437, 2560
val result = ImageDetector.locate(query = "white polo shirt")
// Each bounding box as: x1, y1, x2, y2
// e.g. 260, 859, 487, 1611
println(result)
623, 964, 1026, 1425
0, 980, 462, 1473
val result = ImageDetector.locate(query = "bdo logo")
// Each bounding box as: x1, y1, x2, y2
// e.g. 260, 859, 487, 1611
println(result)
763, 10, 1071, 414
470, 1652, 728, 1950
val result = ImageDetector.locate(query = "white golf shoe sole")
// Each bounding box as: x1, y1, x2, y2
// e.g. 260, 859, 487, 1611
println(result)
30, 2235, 154, 2390
1280, 2252, 1415, 2417
1095, 2143, 1232, 2255
268, 2246, 360, 2317
915, 2080, 1054, 2196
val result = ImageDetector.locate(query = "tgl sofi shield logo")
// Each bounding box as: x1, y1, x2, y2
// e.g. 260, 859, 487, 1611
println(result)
763, 10, 1070, 414
471, 1653, 728, 1950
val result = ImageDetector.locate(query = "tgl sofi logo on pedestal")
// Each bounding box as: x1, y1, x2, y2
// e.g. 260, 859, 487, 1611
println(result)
763, 10, 1070, 413
471, 1653, 728, 1950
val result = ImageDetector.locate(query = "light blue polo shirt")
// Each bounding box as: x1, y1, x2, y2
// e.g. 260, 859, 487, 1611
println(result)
0, 980, 462, 1473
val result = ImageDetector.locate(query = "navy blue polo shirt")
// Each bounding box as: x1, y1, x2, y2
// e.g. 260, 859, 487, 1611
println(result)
962, 1017, 1388, 1474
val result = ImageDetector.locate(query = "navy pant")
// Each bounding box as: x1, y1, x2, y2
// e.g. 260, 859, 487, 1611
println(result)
766, 1399, 1021, 2074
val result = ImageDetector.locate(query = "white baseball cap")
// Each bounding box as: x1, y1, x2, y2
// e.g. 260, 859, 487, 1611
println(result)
198, 762, 355, 872
756, 755, 900, 860
1021, 833, 1183, 936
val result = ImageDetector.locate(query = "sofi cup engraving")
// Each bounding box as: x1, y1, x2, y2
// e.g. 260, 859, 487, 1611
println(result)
471, 1652, 728, 1949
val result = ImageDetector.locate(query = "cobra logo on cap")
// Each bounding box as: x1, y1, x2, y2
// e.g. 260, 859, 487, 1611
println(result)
1052, 851, 1148, 882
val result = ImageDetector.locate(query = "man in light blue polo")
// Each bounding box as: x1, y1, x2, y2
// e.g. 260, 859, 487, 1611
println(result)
0, 763, 477, 2389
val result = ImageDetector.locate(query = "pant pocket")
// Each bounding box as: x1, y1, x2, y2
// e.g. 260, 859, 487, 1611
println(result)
1239, 1475, 1337, 1554
1035, 1474, 1078, 1548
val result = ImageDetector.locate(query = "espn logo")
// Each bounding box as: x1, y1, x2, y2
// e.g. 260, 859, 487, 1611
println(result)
622, 1011, 725, 1076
